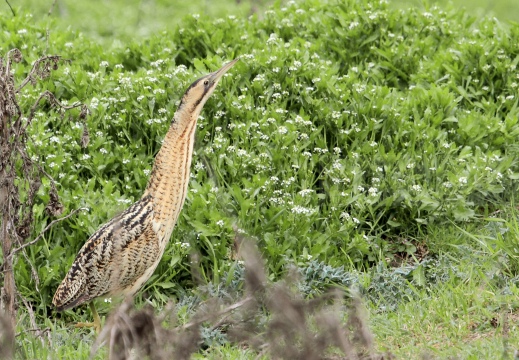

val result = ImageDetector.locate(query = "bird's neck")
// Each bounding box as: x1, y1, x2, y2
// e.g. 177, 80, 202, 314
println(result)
143, 109, 198, 242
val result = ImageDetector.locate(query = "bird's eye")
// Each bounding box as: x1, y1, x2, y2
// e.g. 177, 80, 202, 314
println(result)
203, 80, 209, 86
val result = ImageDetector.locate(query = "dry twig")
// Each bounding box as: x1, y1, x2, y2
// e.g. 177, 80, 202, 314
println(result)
3, 0, 15, 17
47, 0, 57, 16
16, 294, 51, 345
8, 207, 88, 261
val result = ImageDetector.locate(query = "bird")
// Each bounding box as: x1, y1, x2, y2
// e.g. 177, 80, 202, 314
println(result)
52, 58, 240, 332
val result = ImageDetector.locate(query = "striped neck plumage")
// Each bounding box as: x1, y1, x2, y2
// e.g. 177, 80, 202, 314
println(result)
144, 109, 198, 198
143, 58, 239, 209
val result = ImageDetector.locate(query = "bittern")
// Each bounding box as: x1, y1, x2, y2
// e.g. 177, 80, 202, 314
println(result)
52, 58, 239, 331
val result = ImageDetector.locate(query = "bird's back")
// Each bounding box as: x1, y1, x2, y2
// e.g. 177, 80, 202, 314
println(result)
52, 195, 160, 311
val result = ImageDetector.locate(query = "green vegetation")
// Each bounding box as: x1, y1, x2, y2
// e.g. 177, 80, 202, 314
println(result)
4, 0, 519, 42
2, 0, 519, 358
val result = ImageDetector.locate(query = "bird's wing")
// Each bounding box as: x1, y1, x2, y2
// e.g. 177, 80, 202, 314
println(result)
52, 195, 160, 311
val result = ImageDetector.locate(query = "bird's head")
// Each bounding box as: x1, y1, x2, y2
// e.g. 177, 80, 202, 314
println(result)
178, 58, 239, 118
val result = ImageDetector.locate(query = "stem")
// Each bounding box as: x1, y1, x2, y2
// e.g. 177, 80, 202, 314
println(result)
3, 0, 15, 17
1, 48, 15, 324
0, 114, 16, 330
47, 0, 57, 16
8, 207, 88, 261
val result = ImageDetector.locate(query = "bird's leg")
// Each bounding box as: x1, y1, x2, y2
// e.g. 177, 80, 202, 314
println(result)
90, 302, 102, 333
74, 302, 102, 333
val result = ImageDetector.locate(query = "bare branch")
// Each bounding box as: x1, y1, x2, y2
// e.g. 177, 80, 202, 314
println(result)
22, 90, 84, 135
45, 29, 50, 55
29, 90, 82, 113
47, 0, 57, 16
6, 49, 22, 76
181, 295, 254, 330
16, 294, 48, 346
1, 47, 88, 332
15, 327, 51, 337
3, 49, 23, 128
8, 207, 88, 260
16, 56, 68, 93
20, 246, 41, 290
3, 0, 15, 17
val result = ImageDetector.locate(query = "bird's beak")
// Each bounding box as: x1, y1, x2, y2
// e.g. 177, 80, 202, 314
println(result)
209, 58, 240, 84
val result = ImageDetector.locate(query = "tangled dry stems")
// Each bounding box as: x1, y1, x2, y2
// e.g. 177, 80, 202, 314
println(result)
1, 48, 88, 324
92, 237, 391, 360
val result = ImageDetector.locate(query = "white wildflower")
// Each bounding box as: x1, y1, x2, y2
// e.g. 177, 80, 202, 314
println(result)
368, 187, 378, 196
340, 212, 351, 220
298, 189, 314, 197
291, 205, 315, 215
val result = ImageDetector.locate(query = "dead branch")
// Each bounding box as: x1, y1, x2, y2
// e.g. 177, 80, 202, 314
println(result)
15, 327, 51, 337
20, 246, 41, 290
21, 91, 85, 135
3, 0, 15, 16
17, 294, 48, 346
182, 295, 254, 330
1, 48, 88, 333
16, 56, 68, 93
47, 0, 57, 16
8, 207, 88, 261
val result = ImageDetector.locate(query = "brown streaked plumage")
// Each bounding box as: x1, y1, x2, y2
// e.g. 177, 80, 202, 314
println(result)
53, 59, 239, 329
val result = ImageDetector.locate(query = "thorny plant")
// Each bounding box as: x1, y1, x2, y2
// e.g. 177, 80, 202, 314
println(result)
91, 235, 391, 360
0, 48, 88, 338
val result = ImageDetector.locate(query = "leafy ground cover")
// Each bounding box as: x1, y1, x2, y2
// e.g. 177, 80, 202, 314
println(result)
4, 0, 519, 42
2, 0, 519, 358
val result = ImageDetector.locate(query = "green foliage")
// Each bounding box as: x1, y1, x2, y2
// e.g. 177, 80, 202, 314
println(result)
3, 0, 519, 330
14, 218, 519, 359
